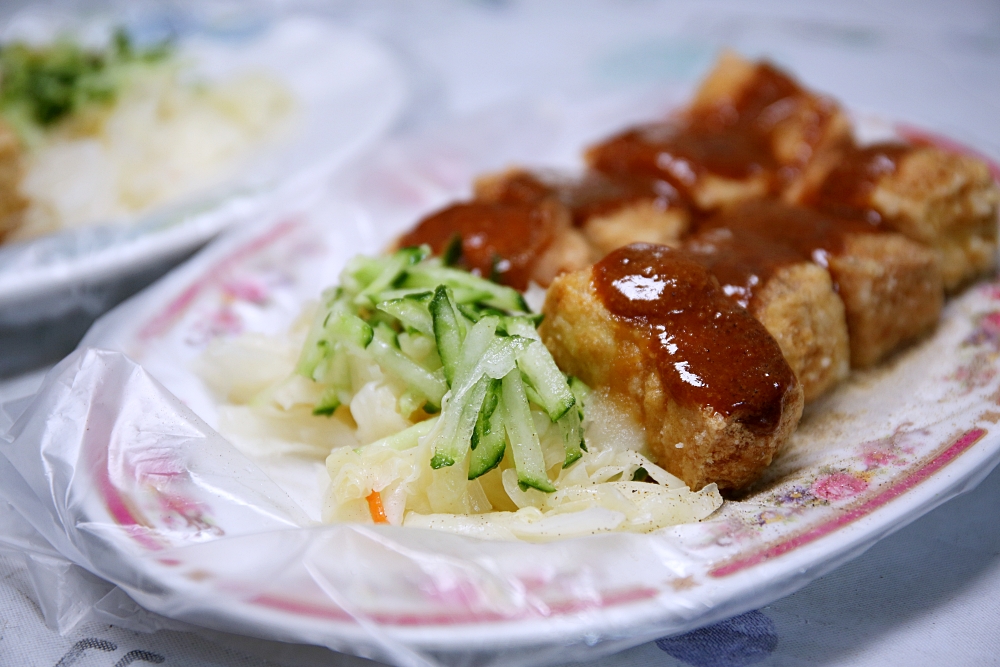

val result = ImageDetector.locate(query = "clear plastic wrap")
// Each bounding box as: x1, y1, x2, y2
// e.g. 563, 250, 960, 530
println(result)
1, 101, 999, 667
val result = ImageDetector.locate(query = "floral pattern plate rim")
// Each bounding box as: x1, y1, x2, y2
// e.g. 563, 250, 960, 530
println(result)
15, 106, 1000, 657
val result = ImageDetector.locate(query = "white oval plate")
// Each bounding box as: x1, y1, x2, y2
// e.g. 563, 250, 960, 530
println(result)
6, 100, 1000, 665
0, 7, 407, 310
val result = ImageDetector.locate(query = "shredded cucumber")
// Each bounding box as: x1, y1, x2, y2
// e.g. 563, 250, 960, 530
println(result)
292, 245, 585, 492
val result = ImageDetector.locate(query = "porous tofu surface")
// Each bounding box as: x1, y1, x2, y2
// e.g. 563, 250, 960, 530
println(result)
584, 51, 851, 212
750, 263, 851, 402
831, 232, 943, 368
539, 247, 804, 491
873, 147, 999, 290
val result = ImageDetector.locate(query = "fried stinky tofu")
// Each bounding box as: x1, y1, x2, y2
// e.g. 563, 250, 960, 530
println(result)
700, 200, 943, 368
584, 52, 851, 212
0, 119, 26, 241
539, 243, 804, 491
396, 197, 594, 290
800, 142, 1000, 291
684, 227, 850, 402
474, 167, 689, 256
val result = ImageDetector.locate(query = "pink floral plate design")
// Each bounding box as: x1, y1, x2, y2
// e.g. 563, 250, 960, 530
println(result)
17, 108, 1000, 660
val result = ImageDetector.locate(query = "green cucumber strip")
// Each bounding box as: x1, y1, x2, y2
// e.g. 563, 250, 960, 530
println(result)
470, 377, 500, 450
430, 286, 465, 385
376, 295, 433, 336
375, 288, 433, 301
442, 233, 463, 266
367, 335, 448, 409
469, 379, 505, 479
340, 255, 386, 294
451, 334, 529, 401
312, 387, 342, 416
326, 312, 374, 348
556, 405, 584, 467
295, 293, 342, 378
503, 316, 542, 341
355, 247, 427, 306
515, 340, 574, 421
454, 315, 499, 386
500, 369, 556, 492
367, 416, 439, 452
402, 263, 528, 313
430, 375, 490, 469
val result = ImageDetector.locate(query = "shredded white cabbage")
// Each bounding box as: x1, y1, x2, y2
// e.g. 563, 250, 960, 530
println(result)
13, 64, 293, 239
197, 315, 723, 541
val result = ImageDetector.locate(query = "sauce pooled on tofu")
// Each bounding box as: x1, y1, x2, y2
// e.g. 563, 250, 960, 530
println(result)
684, 226, 806, 309
593, 243, 796, 435
397, 201, 557, 290
806, 142, 912, 222
587, 64, 824, 194
482, 169, 681, 228
697, 199, 883, 274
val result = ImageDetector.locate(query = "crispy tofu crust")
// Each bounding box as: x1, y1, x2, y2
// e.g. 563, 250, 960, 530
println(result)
539, 265, 804, 491
750, 263, 850, 401
474, 167, 689, 256
585, 52, 851, 212
830, 232, 944, 368
794, 143, 999, 292
872, 147, 999, 291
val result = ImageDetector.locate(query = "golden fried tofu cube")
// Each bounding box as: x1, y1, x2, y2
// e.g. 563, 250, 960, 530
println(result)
797, 142, 999, 292
872, 146, 998, 291
474, 167, 689, 256
683, 226, 850, 402
540, 246, 804, 491
830, 232, 943, 368
752, 263, 850, 401
585, 52, 851, 212
703, 201, 944, 369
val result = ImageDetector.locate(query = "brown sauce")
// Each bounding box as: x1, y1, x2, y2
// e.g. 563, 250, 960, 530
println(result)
587, 64, 816, 196
808, 142, 912, 223
697, 199, 881, 270
684, 226, 805, 309
484, 170, 681, 227
593, 243, 796, 435
397, 201, 556, 290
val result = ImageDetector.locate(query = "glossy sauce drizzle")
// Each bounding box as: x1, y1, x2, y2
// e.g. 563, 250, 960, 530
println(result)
593, 243, 796, 435
397, 201, 555, 290
484, 170, 680, 227
697, 199, 882, 273
684, 226, 805, 309
808, 142, 912, 222
587, 64, 819, 194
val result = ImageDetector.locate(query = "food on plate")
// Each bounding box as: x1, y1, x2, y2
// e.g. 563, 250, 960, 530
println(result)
0, 29, 293, 242
200, 51, 997, 539
395, 198, 593, 290
584, 51, 851, 211
682, 224, 850, 402
794, 142, 1000, 291
198, 247, 722, 540
538, 243, 804, 491
697, 200, 943, 369
474, 167, 689, 256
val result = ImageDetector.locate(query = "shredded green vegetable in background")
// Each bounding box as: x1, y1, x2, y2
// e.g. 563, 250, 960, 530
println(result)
295, 245, 587, 492
0, 29, 172, 138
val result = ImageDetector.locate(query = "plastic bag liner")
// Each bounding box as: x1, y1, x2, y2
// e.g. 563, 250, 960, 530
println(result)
4, 349, 998, 667
0, 347, 763, 667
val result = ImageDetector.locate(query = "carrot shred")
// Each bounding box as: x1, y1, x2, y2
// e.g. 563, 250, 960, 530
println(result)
366, 490, 389, 524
